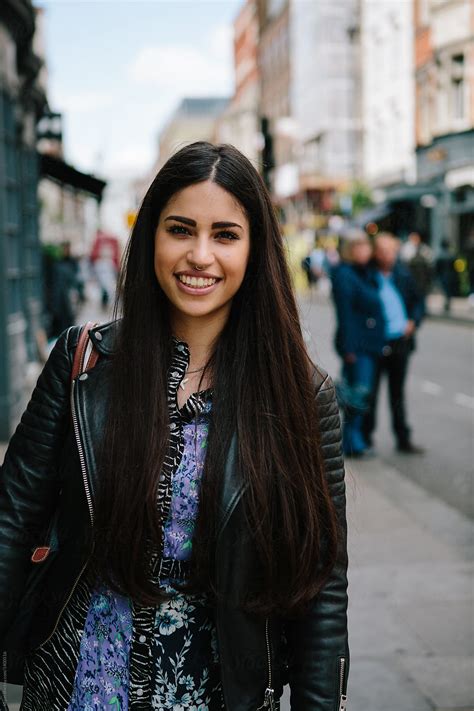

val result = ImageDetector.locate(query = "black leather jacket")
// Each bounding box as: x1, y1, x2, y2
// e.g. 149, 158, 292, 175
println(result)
0, 321, 349, 710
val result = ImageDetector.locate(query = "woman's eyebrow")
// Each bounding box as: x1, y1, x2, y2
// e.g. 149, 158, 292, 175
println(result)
165, 215, 242, 229
212, 221, 243, 229
165, 215, 196, 226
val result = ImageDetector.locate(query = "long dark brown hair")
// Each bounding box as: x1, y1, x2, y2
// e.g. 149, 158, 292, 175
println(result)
90, 141, 339, 618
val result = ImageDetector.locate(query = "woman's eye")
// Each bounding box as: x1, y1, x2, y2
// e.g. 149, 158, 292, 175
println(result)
216, 231, 239, 241
168, 225, 190, 236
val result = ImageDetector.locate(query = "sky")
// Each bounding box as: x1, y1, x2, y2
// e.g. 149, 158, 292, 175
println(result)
34, 0, 242, 182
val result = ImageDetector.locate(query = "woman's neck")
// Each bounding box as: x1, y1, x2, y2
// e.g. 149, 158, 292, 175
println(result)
170, 309, 227, 368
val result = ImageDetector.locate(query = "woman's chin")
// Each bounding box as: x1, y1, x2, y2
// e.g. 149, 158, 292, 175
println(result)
169, 299, 230, 321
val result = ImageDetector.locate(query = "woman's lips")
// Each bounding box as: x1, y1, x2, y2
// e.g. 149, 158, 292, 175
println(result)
174, 274, 221, 295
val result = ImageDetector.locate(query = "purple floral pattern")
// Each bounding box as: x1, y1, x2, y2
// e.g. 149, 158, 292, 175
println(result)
163, 408, 211, 560
67, 584, 133, 710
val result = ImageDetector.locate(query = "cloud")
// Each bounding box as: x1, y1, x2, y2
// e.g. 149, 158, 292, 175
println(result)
103, 144, 154, 177
127, 24, 234, 96
50, 89, 115, 115
210, 22, 234, 57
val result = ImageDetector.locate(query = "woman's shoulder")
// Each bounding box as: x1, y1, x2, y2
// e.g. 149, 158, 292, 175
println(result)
81, 318, 122, 356
311, 362, 331, 393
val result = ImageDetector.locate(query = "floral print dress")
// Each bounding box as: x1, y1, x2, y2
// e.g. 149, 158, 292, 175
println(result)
20, 338, 226, 711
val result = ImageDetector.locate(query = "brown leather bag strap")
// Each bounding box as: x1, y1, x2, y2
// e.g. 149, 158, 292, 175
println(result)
71, 321, 99, 381
32, 322, 99, 564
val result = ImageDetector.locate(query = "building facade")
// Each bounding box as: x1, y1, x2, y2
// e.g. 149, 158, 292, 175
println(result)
157, 97, 230, 170
414, 0, 474, 252
361, 0, 416, 187
290, 0, 362, 211
0, 0, 46, 439
257, 0, 293, 196
214, 0, 260, 166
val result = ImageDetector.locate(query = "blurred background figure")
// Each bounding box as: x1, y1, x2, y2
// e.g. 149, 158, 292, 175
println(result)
90, 230, 120, 310
363, 233, 425, 454
331, 230, 384, 457
400, 231, 434, 302
44, 241, 83, 340
435, 238, 458, 313
301, 235, 326, 289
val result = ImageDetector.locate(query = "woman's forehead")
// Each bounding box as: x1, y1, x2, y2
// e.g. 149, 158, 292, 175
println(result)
162, 181, 247, 225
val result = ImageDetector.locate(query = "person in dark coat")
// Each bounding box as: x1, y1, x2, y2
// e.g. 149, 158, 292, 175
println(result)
49, 241, 83, 338
435, 239, 458, 312
363, 232, 425, 454
331, 230, 385, 457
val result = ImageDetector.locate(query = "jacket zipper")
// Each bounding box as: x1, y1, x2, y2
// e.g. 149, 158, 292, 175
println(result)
36, 378, 94, 649
256, 617, 275, 710
338, 656, 347, 711
71, 378, 95, 527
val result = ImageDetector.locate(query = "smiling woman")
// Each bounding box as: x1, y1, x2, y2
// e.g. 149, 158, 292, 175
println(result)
0, 142, 349, 711
154, 181, 250, 329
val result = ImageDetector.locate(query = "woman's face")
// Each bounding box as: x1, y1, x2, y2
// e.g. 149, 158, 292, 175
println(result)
154, 180, 251, 323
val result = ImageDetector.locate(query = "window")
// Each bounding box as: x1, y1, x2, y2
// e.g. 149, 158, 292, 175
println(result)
451, 54, 465, 120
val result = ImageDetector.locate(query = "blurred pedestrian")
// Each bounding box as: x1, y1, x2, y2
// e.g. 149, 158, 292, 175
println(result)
363, 233, 425, 454
0, 142, 349, 710
331, 230, 384, 457
49, 241, 83, 338
435, 239, 457, 313
302, 236, 326, 289
400, 231, 434, 299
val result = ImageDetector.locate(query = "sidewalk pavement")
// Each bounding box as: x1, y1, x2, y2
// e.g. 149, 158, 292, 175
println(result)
342, 456, 473, 711
426, 293, 474, 324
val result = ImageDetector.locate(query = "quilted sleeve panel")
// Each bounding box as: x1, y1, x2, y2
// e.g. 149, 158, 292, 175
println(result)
0, 327, 77, 639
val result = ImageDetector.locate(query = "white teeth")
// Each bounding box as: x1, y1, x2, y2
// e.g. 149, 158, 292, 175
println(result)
177, 275, 217, 288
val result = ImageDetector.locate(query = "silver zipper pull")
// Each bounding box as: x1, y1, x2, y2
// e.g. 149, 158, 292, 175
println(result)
264, 687, 275, 709
338, 693, 348, 711
256, 687, 275, 711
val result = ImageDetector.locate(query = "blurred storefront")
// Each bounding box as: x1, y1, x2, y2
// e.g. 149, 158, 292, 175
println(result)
38, 149, 106, 255
0, 0, 47, 439
416, 130, 474, 253
0, 2, 106, 439
413, 0, 474, 253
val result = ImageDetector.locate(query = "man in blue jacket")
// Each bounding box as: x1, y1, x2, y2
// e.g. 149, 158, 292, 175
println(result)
363, 233, 425, 454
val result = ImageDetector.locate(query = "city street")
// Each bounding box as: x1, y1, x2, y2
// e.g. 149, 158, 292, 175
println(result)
2, 294, 473, 710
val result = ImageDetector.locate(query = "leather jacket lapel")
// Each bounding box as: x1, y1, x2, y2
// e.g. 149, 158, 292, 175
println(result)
216, 433, 248, 538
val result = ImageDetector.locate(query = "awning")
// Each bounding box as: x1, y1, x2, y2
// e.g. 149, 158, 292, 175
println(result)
39, 153, 107, 202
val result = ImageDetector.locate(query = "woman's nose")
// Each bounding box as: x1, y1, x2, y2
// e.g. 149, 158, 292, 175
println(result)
187, 236, 214, 267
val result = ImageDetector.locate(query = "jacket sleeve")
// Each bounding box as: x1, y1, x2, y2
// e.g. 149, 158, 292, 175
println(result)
284, 374, 349, 711
0, 327, 74, 640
